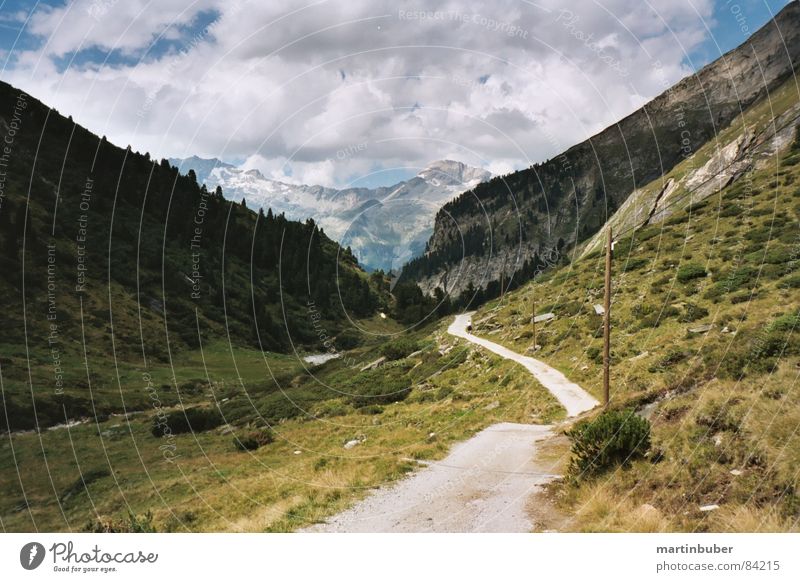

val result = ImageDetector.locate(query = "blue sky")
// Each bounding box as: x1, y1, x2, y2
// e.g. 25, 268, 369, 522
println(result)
0, 0, 794, 188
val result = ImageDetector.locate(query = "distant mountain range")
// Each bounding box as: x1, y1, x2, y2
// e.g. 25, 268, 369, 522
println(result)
169, 156, 490, 272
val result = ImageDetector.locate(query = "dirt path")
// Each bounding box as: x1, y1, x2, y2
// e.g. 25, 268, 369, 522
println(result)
448, 312, 599, 416
304, 424, 562, 532
304, 312, 597, 532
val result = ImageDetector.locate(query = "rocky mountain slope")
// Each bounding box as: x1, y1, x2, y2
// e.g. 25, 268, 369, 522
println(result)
170, 157, 490, 272
461, 74, 800, 530
401, 0, 800, 297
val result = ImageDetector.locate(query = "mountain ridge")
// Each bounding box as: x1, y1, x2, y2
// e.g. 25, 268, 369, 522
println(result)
400, 0, 800, 297
170, 156, 491, 272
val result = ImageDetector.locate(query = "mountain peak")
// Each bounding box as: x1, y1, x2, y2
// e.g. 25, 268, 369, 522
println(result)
417, 159, 490, 186
168, 156, 235, 185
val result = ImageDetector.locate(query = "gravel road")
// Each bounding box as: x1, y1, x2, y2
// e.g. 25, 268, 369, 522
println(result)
303, 312, 598, 532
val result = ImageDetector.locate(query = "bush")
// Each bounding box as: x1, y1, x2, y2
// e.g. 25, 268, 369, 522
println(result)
764, 246, 793, 264
234, 428, 274, 451
779, 273, 800, 289
621, 257, 650, 272
677, 263, 707, 283
347, 367, 412, 407
705, 265, 758, 300
586, 346, 602, 364
678, 302, 709, 323
335, 329, 363, 350
152, 407, 223, 436
768, 313, 800, 333
380, 338, 421, 361
648, 349, 688, 373
567, 409, 651, 478
178, 378, 210, 396
85, 511, 156, 533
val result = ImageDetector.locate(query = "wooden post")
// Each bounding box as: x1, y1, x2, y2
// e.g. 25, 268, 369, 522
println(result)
603, 227, 612, 407
531, 289, 537, 350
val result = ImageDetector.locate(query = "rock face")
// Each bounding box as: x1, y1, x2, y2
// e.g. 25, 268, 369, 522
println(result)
169, 157, 489, 272
401, 2, 800, 297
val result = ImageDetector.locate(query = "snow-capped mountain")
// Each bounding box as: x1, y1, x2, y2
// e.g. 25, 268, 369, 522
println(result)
169, 157, 490, 272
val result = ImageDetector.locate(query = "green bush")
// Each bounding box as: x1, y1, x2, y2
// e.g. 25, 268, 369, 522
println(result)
678, 302, 709, 323
178, 378, 210, 396
347, 367, 412, 407
621, 257, 650, 272
648, 349, 688, 373
567, 409, 651, 479
380, 338, 421, 361
152, 407, 223, 436
677, 263, 707, 283
768, 313, 800, 333
586, 346, 602, 364
234, 428, 274, 451
779, 273, 800, 288
336, 329, 363, 350
764, 246, 793, 264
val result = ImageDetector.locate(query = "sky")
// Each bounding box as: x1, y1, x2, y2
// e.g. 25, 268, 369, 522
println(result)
0, 0, 793, 188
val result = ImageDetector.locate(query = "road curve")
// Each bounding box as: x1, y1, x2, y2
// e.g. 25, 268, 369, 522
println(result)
302, 313, 597, 532
448, 312, 599, 417
303, 423, 558, 532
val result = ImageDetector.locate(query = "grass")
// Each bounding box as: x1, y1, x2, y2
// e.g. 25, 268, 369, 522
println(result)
0, 316, 564, 531
463, 79, 800, 531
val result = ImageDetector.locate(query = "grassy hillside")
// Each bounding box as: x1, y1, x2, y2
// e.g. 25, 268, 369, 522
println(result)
0, 79, 386, 432
0, 313, 566, 531
463, 79, 800, 531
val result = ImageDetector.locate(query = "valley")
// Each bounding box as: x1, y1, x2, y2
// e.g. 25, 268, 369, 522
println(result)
1, 1, 799, 535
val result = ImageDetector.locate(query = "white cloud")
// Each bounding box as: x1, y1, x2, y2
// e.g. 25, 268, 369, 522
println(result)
6, 0, 716, 187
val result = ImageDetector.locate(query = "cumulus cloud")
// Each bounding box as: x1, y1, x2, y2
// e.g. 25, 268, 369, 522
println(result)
5, 0, 716, 187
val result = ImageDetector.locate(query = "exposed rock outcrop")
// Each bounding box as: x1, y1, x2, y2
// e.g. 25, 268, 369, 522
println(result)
402, 2, 800, 297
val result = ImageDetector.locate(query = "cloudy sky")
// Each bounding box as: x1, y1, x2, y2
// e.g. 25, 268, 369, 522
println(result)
0, 0, 791, 187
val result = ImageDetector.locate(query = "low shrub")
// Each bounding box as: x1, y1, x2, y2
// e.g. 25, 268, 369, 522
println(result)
178, 378, 210, 396
768, 313, 800, 333
648, 349, 688, 373
586, 346, 602, 364
335, 329, 363, 350
152, 407, 223, 437
678, 302, 709, 323
85, 512, 156, 533
764, 246, 793, 264
677, 263, 707, 283
621, 257, 650, 272
234, 428, 274, 451
381, 338, 421, 361
778, 273, 800, 288
695, 399, 742, 433
347, 367, 412, 407
567, 409, 651, 479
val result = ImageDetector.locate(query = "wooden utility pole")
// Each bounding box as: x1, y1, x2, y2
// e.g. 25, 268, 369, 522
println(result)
603, 227, 612, 407
531, 288, 537, 349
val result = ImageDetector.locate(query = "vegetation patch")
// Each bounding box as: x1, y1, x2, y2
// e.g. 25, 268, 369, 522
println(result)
233, 428, 275, 451
677, 263, 708, 283
567, 409, 651, 479
151, 407, 223, 436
